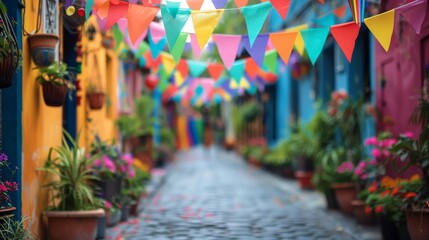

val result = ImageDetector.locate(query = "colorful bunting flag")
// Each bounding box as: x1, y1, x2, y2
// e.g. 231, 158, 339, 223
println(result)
241, 2, 272, 47
190, 34, 202, 58
229, 60, 246, 83
397, 0, 427, 34
213, 35, 241, 70
161, 6, 191, 50
270, 0, 291, 19
171, 32, 188, 63
234, 0, 249, 8
187, 0, 205, 10
333, 5, 347, 18
300, 27, 330, 65
285, 24, 308, 56
166, 0, 181, 18
242, 35, 269, 67
127, 5, 159, 44
348, 0, 365, 24
160, 52, 176, 76
263, 50, 278, 73
330, 22, 360, 62
245, 59, 260, 79
212, 0, 228, 9
148, 33, 167, 59
364, 9, 395, 52
85, 0, 95, 19
106, 1, 129, 29
149, 22, 166, 44
207, 64, 224, 80
177, 59, 189, 77
313, 13, 336, 27
188, 60, 208, 77
192, 9, 224, 49
269, 31, 297, 64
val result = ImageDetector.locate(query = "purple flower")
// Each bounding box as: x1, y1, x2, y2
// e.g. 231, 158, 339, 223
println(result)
0, 153, 8, 162
364, 137, 378, 146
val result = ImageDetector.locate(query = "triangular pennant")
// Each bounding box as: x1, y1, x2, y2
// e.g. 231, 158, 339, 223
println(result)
190, 34, 202, 58
177, 59, 189, 77
95, 0, 109, 19
241, 2, 272, 47
263, 50, 278, 73
149, 22, 166, 44
313, 13, 336, 27
330, 22, 360, 62
239, 77, 250, 89
318, 0, 325, 3
171, 32, 188, 63
149, 34, 167, 59
270, 0, 291, 19
145, 51, 161, 69
117, 18, 127, 33
161, 6, 192, 49
174, 71, 185, 87
85, 0, 94, 19
191, 9, 224, 49
213, 35, 241, 70
187, 0, 204, 10
166, 0, 181, 18
112, 25, 123, 47
207, 64, 224, 80
229, 60, 246, 83
234, 0, 249, 8
242, 35, 269, 67
300, 27, 330, 65
269, 31, 297, 64
160, 52, 176, 76
398, 0, 427, 34
364, 9, 395, 52
106, 1, 129, 29
333, 5, 347, 18
187, 60, 207, 77
127, 5, 158, 44
245, 59, 259, 79
285, 24, 308, 56
135, 41, 150, 57
212, 0, 228, 9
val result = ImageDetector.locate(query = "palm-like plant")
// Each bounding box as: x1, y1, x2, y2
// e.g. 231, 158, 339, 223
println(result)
0, 217, 38, 240
38, 130, 101, 211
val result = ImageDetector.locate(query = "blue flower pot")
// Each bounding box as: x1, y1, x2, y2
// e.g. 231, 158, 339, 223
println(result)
27, 34, 59, 67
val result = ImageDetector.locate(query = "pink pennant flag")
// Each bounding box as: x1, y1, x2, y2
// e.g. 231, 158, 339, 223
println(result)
117, 18, 128, 33
397, 0, 427, 34
213, 34, 242, 70
190, 34, 202, 58
150, 22, 166, 44
106, 1, 129, 30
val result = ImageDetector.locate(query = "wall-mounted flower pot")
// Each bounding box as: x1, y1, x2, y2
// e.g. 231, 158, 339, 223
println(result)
42, 83, 68, 107
406, 208, 429, 240
351, 200, 376, 225
332, 182, 356, 215
87, 92, 105, 110
27, 34, 59, 67
294, 171, 314, 189
44, 209, 105, 240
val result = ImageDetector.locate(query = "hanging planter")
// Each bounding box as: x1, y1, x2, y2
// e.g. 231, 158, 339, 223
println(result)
86, 55, 106, 110
28, 34, 59, 67
42, 83, 68, 107
0, 5, 20, 88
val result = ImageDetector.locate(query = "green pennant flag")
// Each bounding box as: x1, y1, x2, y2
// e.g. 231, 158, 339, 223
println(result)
229, 60, 246, 83
241, 2, 272, 47
187, 60, 207, 77
171, 32, 188, 63
112, 25, 123, 48
135, 41, 149, 58
161, 6, 191, 50
263, 50, 278, 73
300, 27, 330, 65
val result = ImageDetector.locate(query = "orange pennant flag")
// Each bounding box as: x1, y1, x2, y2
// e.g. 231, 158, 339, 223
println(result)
177, 59, 189, 78
333, 5, 347, 18
318, 0, 325, 3
145, 51, 161, 69
187, 0, 204, 10
269, 31, 298, 64
106, 1, 129, 29
330, 22, 360, 62
234, 0, 249, 8
97, 1, 110, 19
207, 64, 224, 80
128, 5, 159, 44
245, 58, 259, 79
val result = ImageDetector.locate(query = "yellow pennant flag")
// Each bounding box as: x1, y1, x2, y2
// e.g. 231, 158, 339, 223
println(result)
364, 9, 395, 52
229, 80, 239, 89
239, 78, 250, 89
285, 24, 308, 56
191, 9, 224, 49
160, 52, 176, 76
174, 71, 185, 87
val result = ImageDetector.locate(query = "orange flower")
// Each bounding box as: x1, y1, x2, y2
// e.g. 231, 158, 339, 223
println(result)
405, 192, 417, 199
410, 174, 421, 181
380, 190, 390, 197
391, 186, 401, 196
375, 205, 384, 214
364, 206, 372, 215
368, 183, 377, 193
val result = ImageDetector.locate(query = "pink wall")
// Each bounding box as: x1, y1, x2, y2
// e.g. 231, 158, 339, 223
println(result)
375, 0, 429, 178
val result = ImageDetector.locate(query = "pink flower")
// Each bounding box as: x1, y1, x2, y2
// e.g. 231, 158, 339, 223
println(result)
105, 201, 112, 209
128, 168, 136, 178
360, 173, 369, 180
120, 165, 126, 173
121, 153, 134, 165
338, 162, 354, 173
370, 159, 377, 166
402, 132, 414, 138
383, 150, 390, 158
103, 156, 116, 173
94, 159, 101, 167
364, 137, 378, 146
0, 183, 7, 192
371, 148, 382, 158
379, 138, 397, 148
5, 181, 18, 191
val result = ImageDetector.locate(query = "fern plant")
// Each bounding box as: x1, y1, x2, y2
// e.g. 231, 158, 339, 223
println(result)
0, 217, 38, 240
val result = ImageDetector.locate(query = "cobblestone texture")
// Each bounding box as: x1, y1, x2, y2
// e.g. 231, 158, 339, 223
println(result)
107, 147, 380, 240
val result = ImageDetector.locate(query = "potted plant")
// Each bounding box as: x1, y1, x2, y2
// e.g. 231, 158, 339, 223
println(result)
86, 83, 105, 110
247, 146, 264, 168
0, 216, 38, 240
35, 61, 75, 107
0, 152, 19, 221
27, 33, 59, 67
262, 140, 294, 178
104, 201, 121, 227
37, 130, 105, 240
0, 1, 20, 88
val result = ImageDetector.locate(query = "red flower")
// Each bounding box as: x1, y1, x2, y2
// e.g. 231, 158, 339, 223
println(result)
391, 186, 401, 196
375, 205, 384, 214
405, 192, 417, 199
380, 190, 390, 197
368, 184, 377, 193
364, 206, 372, 215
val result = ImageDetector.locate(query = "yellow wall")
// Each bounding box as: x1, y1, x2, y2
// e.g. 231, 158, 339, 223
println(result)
21, 7, 119, 238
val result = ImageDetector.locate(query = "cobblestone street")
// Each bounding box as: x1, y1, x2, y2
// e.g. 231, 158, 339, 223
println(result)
107, 147, 380, 240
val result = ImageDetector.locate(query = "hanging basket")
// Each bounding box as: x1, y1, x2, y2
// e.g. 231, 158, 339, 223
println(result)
87, 92, 105, 110
0, 8, 20, 88
27, 34, 59, 67
42, 82, 68, 107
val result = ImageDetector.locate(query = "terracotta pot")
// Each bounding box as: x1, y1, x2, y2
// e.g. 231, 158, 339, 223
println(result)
248, 157, 262, 168
294, 171, 314, 189
351, 199, 376, 225
87, 92, 105, 110
27, 34, 59, 67
406, 208, 429, 240
332, 182, 357, 215
42, 83, 68, 107
44, 209, 105, 240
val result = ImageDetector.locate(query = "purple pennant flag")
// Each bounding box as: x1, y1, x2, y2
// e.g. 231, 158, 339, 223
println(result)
242, 35, 269, 67
212, 0, 228, 9
236, 39, 245, 57
184, 42, 192, 52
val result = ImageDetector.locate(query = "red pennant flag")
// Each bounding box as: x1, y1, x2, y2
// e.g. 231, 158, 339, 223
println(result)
245, 58, 260, 79
162, 85, 178, 102
177, 59, 189, 77
106, 1, 129, 29
318, 0, 325, 3
269, 31, 297, 65
187, 0, 204, 10
207, 64, 224, 80
333, 5, 347, 18
234, 0, 249, 8
127, 5, 158, 44
270, 0, 291, 19
330, 22, 360, 62
145, 51, 161, 68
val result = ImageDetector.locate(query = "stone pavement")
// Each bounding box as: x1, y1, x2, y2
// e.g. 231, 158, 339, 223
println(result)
106, 147, 381, 240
